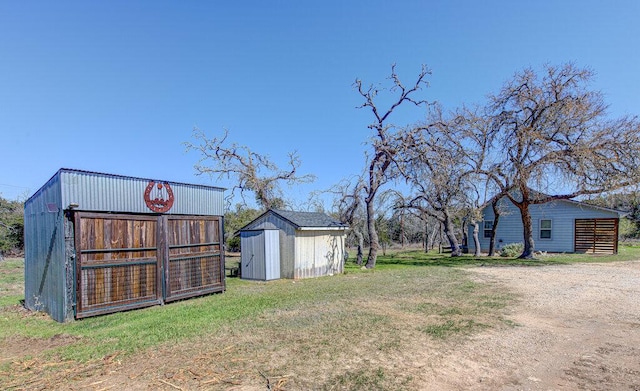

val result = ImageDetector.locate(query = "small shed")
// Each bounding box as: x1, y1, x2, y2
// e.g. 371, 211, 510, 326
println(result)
470, 191, 622, 255
24, 168, 226, 322
239, 209, 348, 280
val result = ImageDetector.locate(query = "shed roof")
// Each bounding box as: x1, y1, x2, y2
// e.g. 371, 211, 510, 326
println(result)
239, 209, 348, 232
270, 209, 348, 228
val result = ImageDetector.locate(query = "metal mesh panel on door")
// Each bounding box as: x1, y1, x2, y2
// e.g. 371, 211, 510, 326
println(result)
76, 213, 161, 318
165, 216, 224, 301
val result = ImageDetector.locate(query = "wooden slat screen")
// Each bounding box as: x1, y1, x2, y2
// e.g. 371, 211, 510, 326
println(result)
574, 218, 618, 255
76, 213, 161, 318
165, 216, 224, 301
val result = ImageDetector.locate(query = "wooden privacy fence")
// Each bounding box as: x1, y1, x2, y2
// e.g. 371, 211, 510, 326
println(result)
75, 212, 224, 319
574, 218, 618, 255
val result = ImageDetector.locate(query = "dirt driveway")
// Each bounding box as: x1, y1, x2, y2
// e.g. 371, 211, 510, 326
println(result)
423, 261, 640, 390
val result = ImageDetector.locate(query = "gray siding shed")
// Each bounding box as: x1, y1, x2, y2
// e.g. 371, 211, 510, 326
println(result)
239, 209, 348, 279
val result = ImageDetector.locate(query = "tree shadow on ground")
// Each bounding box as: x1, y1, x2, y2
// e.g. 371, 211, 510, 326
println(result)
355, 250, 568, 268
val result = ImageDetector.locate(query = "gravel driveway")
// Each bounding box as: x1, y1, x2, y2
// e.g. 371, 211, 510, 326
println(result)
425, 261, 640, 390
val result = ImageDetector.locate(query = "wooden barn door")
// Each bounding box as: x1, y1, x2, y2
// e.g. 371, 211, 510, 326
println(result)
75, 213, 162, 318
575, 218, 619, 255
163, 216, 225, 302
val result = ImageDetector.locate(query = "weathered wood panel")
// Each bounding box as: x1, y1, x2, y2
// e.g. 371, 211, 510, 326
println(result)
164, 216, 224, 301
575, 218, 618, 254
75, 213, 161, 318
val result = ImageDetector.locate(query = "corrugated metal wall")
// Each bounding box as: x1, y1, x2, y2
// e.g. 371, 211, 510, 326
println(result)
59, 169, 224, 216
24, 168, 226, 322
294, 230, 345, 279
240, 230, 280, 280
242, 212, 296, 278
24, 174, 74, 322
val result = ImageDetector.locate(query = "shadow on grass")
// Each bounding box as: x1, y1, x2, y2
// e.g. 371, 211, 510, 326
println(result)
350, 250, 572, 269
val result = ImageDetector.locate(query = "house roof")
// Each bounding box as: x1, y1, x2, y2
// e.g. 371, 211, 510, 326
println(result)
481, 188, 625, 217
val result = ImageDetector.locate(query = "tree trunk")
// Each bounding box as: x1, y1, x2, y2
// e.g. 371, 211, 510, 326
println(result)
365, 198, 379, 268
517, 201, 536, 259
354, 230, 364, 266
443, 213, 461, 256
461, 217, 468, 251
423, 219, 428, 253
400, 213, 405, 248
488, 198, 501, 256
429, 224, 438, 251
472, 221, 481, 257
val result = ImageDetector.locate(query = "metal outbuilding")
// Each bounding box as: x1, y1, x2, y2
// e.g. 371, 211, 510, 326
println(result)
24, 168, 226, 322
239, 209, 348, 280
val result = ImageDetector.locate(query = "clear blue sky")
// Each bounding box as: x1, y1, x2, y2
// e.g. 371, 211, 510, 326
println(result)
1, 1, 639, 208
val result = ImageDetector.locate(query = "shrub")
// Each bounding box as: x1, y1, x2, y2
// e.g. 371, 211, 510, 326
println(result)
226, 236, 241, 252
500, 242, 523, 257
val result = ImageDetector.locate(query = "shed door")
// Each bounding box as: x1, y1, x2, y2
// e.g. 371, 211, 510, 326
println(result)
575, 218, 619, 254
240, 230, 280, 281
75, 213, 161, 318
164, 216, 224, 302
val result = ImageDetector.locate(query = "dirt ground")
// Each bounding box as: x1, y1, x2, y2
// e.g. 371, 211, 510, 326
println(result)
4, 260, 640, 390
421, 260, 640, 390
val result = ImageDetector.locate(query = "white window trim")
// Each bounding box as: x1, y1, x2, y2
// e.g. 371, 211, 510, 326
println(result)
483, 220, 493, 239
539, 219, 552, 240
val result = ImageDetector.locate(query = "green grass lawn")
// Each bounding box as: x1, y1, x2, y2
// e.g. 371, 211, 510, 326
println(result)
1, 246, 639, 389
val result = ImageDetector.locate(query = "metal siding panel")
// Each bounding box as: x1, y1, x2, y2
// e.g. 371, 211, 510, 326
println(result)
59, 170, 224, 215
24, 173, 69, 322
254, 232, 266, 280
240, 231, 261, 280
292, 230, 344, 279
325, 231, 345, 275
264, 230, 280, 280
295, 231, 315, 279
313, 233, 327, 278
243, 213, 296, 278
240, 230, 281, 281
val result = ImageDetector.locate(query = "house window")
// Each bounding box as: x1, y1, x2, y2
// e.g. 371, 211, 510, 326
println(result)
540, 219, 552, 239
483, 220, 493, 238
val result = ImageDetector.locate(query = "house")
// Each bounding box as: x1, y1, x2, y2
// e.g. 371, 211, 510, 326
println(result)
470, 193, 622, 255
238, 209, 348, 280
24, 168, 226, 322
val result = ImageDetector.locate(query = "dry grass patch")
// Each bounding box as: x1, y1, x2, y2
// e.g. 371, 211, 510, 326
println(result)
2, 257, 519, 390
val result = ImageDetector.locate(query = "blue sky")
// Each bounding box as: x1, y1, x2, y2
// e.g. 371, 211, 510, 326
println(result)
1, 1, 639, 208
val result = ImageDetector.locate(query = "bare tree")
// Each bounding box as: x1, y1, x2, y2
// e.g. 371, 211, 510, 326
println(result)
354, 64, 431, 268
331, 178, 366, 265
487, 195, 504, 256
398, 108, 474, 257
185, 128, 316, 210
481, 63, 640, 258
